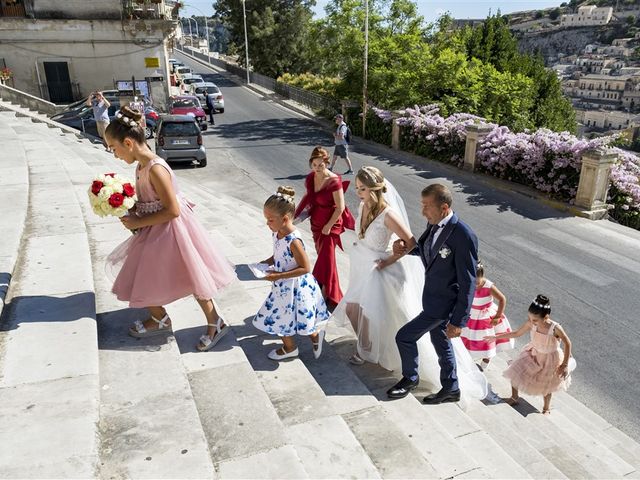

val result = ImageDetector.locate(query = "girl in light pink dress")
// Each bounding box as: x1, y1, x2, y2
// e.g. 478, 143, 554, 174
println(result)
484, 294, 575, 414
461, 261, 514, 370
104, 106, 236, 351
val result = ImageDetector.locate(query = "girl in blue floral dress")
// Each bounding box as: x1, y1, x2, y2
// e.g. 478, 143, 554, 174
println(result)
253, 186, 330, 361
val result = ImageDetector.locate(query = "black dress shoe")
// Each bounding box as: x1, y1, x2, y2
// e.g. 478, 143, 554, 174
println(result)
387, 377, 419, 399
423, 389, 461, 405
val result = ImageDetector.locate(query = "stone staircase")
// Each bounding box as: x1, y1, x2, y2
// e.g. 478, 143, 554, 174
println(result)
1, 102, 639, 479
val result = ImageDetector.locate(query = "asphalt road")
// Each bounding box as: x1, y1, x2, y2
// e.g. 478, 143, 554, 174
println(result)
174, 52, 640, 441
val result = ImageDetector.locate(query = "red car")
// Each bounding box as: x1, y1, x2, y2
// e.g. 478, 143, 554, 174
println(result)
169, 95, 208, 130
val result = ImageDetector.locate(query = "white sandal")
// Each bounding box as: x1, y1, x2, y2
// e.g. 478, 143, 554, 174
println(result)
312, 329, 326, 360
349, 352, 365, 365
129, 314, 172, 338
197, 317, 229, 351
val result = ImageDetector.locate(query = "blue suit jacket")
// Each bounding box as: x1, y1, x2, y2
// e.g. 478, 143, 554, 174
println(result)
412, 213, 478, 328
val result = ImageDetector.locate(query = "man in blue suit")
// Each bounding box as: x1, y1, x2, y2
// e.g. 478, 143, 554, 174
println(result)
387, 183, 478, 403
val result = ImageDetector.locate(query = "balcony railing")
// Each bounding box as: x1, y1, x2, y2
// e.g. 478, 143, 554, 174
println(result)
0, 0, 26, 17
122, 0, 174, 20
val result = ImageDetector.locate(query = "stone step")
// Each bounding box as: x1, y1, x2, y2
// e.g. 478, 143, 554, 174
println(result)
0, 133, 28, 320
327, 333, 485, 478
466, 402, 568, 479
0, 130, 99, 478
485, 356, 637, 478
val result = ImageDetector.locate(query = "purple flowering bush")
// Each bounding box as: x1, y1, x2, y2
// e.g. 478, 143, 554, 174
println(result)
371, 105, 640, 228
396, 105, 483, 166
609, 149, 640, 228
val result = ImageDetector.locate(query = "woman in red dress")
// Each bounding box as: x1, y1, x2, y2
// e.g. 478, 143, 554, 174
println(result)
295, 147, 355, 307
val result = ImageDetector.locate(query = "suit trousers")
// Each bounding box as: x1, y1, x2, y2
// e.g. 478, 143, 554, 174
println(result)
395, 311, 459, 392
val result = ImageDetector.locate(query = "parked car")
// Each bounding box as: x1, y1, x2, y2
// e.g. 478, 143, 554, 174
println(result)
175, 66, 192, 81
51, 101, 159, 139
155, 115, 207, 167
192, 83, 224, 113
168, 95, 207, 130
181, 75, 205, 93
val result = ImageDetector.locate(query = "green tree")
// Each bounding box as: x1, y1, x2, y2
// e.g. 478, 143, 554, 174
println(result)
549, 8, 561, 21
212, 0, 315, 77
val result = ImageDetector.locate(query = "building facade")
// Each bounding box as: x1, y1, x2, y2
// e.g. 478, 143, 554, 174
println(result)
560, 5, 614, 27
0, 0, 179, 103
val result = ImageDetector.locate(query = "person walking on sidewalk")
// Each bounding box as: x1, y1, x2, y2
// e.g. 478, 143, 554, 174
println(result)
294, 147, 355, 309
484, 294, 575, 415
253, 186, 330, 361
104, 106, 236, 351
461, 261, 514, 371
86, 91, 111, 148
329, 114, 354, 175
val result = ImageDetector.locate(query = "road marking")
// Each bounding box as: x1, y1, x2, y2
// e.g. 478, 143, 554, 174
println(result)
541, 228, 640, 276
501, 234, 617, 286
570, 220, 640, 251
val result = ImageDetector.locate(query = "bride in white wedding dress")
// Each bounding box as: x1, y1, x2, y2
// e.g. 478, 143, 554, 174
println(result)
332, 166, 488, 403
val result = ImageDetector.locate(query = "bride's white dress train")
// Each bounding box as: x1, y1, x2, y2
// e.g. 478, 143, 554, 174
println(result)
332, 188, 488, 406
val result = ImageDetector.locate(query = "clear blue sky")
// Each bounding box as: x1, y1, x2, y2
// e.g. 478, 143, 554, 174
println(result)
181, 0, 563, 22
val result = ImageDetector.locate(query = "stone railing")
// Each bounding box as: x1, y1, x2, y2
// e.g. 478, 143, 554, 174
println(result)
0, 83, 69, 116
389, 116, 618, 220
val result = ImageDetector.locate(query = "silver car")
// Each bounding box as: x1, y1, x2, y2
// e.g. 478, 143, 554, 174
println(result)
192, 82, 225, 113
155, 115, 207, 167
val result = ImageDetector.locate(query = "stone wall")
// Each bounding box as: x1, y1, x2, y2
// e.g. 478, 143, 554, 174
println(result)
0, 18, 172, 102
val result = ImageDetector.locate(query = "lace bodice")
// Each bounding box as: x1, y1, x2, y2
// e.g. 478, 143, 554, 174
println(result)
356, 204, 394, 253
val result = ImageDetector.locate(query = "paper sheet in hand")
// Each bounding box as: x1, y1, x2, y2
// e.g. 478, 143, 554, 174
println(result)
248, 263, 274, 279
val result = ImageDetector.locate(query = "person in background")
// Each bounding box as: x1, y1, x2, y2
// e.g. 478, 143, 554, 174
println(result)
329, 114, 354, 175
86, 91, 111, 148
206, 92, 216, 125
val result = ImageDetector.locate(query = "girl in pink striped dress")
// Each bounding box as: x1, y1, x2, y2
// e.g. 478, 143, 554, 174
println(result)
461, 262, 513, 370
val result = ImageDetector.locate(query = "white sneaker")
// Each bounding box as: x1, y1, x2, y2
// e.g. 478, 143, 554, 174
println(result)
268, 347, 299, 361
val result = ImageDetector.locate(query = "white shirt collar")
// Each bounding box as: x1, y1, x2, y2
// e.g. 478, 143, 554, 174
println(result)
437, 210, 454, 229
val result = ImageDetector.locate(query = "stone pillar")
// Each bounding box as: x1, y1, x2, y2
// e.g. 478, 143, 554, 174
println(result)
463, 123, 493, 172
391, 110, 403, 150
575, 148, 617, 219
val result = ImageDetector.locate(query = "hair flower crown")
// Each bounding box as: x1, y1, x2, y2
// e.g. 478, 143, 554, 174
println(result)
532, 299, 551, 310
116, 111, 137, 127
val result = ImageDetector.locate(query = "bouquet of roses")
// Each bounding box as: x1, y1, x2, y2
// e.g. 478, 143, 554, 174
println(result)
88, 173, 137, 217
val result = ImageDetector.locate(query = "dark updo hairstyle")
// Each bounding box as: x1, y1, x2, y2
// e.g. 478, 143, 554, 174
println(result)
264, 186, 296, 217
528, 294, 551, 317
309, 146, 330, 166
476, 260, 485, 278
104, 105, 146, 144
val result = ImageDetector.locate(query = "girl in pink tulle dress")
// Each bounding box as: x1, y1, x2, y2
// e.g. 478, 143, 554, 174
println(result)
104, 106, 236, 351
484, 294, 575, 414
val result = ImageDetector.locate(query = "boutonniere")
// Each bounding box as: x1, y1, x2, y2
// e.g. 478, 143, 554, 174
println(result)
438, 246, 451, 259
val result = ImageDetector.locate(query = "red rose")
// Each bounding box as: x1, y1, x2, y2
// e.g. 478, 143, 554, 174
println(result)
105, 173, 116, 177
108, 193, 124, 208
91, 180, 104, 195
122, 183, 135, 197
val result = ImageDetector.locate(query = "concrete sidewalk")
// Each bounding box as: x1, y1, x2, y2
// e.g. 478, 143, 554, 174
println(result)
1, 98, 640, 479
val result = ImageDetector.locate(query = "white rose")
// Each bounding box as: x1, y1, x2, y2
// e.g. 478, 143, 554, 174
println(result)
123, 197, 135, 209
98, 186, 115, 200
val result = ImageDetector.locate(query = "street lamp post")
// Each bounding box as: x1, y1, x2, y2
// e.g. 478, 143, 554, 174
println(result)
241, 0, 250, 84
362, 0, 369, 138
187, 5, 211, 56
188, 17, 199, 38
